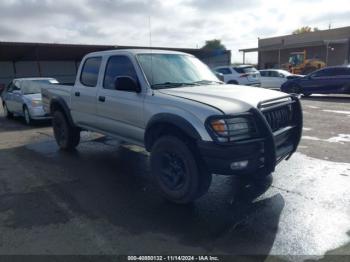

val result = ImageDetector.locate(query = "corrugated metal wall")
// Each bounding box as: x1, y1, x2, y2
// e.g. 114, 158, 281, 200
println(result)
0, 61, 78, 86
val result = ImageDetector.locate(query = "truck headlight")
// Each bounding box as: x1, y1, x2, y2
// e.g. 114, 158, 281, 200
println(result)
208, 116, 257, 142
31, 100, 42, 107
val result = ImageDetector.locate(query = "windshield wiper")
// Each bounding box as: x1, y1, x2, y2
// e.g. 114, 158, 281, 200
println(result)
151, 82, 198, 89
192, 80, 224, 85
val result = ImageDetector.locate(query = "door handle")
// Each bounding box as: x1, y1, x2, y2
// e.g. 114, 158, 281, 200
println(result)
75, 91, 80, 97
98, 96, 106, 102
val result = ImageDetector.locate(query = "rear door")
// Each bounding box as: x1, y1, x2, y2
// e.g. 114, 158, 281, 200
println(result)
269, 71, 285, 89
70, 56, 102, 128
260, 71, 270, 87
96, 54, 145, 143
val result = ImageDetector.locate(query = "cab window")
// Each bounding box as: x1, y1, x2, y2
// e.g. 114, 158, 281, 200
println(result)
80, 57, 102, 87
103, 55, 138, 90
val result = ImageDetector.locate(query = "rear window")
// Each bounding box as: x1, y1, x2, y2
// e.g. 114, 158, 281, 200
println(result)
216, 68, 231, 75
233, 66, 258, 74
80, 57, 102, 87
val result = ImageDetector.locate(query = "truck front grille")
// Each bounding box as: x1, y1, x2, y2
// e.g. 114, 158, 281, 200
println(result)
262, 104, 293, 132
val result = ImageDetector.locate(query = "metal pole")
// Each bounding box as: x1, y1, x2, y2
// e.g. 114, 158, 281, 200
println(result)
326, 42, 329, 66
243, 52, 245, 64
278, 49, 281, 68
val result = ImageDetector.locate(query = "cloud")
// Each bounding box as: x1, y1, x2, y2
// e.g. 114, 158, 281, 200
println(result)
185, 0, 261, 12
0, 0, 349, 63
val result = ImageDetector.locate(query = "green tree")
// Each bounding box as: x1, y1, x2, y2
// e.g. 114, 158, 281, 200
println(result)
292, 26, 319, 34
201, 39, 226, 50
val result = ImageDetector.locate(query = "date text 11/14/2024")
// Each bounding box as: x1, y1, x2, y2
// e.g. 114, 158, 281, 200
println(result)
127, 255, 220, 261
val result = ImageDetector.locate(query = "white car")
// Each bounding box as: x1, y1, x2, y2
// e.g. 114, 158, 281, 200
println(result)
259, 69, 303, 90
1, 78, 58, 124
213, 65, 261, 86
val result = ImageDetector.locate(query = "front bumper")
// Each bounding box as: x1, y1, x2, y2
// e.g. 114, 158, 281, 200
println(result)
29, 106, 51, 120
198, 95, 303, 176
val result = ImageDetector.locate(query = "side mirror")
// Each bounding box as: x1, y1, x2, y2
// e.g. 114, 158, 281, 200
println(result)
114, 76, 141, 93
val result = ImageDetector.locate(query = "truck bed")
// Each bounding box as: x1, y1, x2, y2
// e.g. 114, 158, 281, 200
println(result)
41, 83, 73, 114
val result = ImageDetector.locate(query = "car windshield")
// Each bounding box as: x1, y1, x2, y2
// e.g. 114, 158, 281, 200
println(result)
22, 79, 57, 94
137, 54, 221, 89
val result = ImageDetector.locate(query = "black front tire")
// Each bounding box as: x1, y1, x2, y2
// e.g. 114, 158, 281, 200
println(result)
52, 110, 80, 151
150, 136, 212, 204
3, 103, 13, 119
228, 80, 238, 85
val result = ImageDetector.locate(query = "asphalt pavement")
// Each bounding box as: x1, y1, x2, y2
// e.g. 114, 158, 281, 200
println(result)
0, 95, 349, 261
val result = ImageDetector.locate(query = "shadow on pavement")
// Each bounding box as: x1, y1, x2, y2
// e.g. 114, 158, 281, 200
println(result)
0, 138, 285, 256
0, 115, 51, 133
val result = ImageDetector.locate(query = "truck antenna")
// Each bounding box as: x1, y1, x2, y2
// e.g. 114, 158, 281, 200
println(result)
149, 15, 154, 95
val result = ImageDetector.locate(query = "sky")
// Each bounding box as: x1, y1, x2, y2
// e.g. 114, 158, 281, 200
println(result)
1, 0, 350, 63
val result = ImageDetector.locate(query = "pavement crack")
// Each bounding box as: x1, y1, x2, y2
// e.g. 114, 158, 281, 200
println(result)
270, 185, 314, 201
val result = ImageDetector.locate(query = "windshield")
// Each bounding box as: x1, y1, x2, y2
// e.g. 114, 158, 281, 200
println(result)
22, 79, 58, 94
137, 54, 220, 89
289, 54, 304, 66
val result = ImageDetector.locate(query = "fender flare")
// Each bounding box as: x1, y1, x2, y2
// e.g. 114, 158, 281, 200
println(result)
50, 97, 75, 127
144, 113, 201, 151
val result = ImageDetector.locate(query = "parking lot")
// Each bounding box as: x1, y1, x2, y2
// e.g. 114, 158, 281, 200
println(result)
0, 95, 349, 259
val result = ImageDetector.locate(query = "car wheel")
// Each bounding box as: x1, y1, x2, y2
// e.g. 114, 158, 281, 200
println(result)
150, 135, 212, 204
52, 110, 80, 151
23, 106, 32, 125
228, 80, 238, 85
3, 103, 13, 119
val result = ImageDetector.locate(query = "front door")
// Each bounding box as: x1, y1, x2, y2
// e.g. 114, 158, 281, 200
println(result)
96, 55, 144, 143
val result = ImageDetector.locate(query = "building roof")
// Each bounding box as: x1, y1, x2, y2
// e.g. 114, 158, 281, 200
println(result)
240, 26, 350, 53
0, 41, 231, 61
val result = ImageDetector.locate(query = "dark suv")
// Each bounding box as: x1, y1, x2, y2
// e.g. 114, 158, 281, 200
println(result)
281, 66, 350, 96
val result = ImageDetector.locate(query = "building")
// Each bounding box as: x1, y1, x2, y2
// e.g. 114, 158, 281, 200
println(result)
239, 26, 350, 69
0, 41, 231, 88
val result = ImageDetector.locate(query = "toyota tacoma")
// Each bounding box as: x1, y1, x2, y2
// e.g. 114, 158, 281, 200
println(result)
41, 49, 303, 204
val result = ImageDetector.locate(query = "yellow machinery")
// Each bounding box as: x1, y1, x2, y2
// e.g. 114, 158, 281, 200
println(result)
283, 50, 326, 74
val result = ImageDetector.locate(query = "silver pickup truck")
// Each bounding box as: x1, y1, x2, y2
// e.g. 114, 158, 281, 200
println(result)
41, 49, 303, 204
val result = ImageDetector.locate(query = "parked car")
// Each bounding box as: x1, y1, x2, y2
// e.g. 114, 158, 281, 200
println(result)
41, 49, 302, 204
213, 65, 261, 86
281, 66, 350, 96
1, 77, 58, 124
259, 69, 303, 90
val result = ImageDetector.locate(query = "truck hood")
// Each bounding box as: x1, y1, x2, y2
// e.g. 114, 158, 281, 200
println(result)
158, 84, 287, 114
